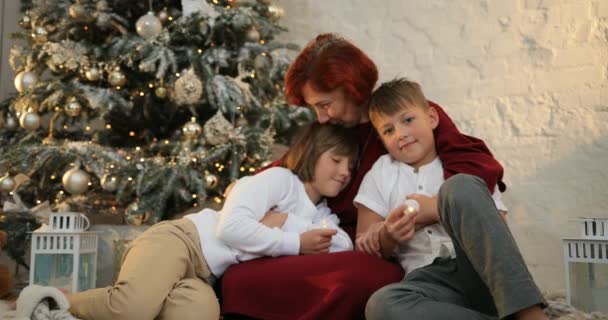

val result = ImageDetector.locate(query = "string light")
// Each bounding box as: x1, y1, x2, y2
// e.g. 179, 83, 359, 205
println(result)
127, 177, 133, 181
240, 167, 245, 172
126, 156, 132, 161
85, 126, 91, 131
148, 83, 154, 88
50, 175, 56, 180
214, 197, 222, 203
249, 168, 255, 173
115, 86, 121, 90
129, 131, 135, 137
139, 91, 145, 96
192, 194, 197, 199
164, 140, 170, 144
175, 72, 181, 77
106, 124, 112, 129
136, 147, 141, 151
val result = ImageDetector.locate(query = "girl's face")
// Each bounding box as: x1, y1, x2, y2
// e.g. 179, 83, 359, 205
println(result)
301, 83, 367, 127
306, 148, 353, 203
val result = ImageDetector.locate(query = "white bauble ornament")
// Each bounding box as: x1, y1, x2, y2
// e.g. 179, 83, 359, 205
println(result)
14, 71, 38, 93
62, 167, 90, 195
19, 110, 41, 131
136, 12, 162, 40
0, 175, 16, 192
203, 111, 234, 146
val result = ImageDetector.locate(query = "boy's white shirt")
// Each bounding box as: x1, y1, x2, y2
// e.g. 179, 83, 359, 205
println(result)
353, 155, 507, 274
186, 167, 353, 277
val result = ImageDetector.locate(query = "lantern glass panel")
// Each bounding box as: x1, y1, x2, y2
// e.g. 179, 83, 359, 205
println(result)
33, 253, 73, 292
78, 253, 95, 291
569, 262, 608, 313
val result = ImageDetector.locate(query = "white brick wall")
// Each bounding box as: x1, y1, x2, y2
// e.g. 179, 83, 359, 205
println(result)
275, 0, 608, 295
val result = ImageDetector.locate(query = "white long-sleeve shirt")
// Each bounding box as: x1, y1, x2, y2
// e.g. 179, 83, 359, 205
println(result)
186, 167, 353, 277
354, 155, 507, 274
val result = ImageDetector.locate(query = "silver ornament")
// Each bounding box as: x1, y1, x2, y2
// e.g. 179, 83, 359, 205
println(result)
108, 69, 127, 86
245, 28, 260, 42
0, 175, 16, 192
85, 66, 101, 81
62, 167, 90, 195
19, 110, 41, 131
96, 12, 112, 28
69, 3, 87, 19
14, 71, 38, 93
136, 12, 162, 40
231, 12, 252, 30
203, 111, 234, 146
182, 117, 203, 139
65, 99, 82, 117
101, 174, 118, 192
5, 115, 17, 130
204, 172, 219, 189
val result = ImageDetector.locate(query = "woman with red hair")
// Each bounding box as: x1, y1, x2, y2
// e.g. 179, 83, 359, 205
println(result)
220, 33, 506, 320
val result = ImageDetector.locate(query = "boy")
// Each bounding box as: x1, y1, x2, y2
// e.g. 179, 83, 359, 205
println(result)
355, 78, 547, 320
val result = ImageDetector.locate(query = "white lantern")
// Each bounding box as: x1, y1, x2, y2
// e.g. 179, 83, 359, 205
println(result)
29, 212, 98, 293
563, 217, 608, 313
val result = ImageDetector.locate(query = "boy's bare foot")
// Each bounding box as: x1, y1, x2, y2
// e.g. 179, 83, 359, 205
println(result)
516, 305, 549, 320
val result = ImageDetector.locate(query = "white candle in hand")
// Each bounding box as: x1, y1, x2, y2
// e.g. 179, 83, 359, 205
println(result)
403, 199, 420, 215
321, 217, 328, 228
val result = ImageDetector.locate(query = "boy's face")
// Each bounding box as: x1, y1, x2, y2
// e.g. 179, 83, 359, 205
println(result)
371, 104, 439, 169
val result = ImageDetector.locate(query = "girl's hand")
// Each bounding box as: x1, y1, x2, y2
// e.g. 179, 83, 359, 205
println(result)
406, 194, 439, 226
384, 204, 417, 243
299, 228, 337, 255
355, 221, 383, 257
259, 210, 288, 228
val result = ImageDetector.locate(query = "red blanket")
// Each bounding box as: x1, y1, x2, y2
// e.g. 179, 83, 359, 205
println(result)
221, 103, 505, 319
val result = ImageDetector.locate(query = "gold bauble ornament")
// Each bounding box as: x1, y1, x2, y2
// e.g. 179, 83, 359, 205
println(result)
65, 99, 82, 117
155, 86, 168, 98
62, 167, 90, 195
101, 174, 118, 192
124, 202, 151, 226
85, 66, 101, 81
0, 175, 16, 192
19, 110, 41, 131
32, 26, 48, 43
108, 69, 127, 87
182, 117, 203, 140
245, 28, 260, 42
19, 15, 32, 29
69, 3, 87, 20
14, 71, 39, 93
204, 172, 219, 189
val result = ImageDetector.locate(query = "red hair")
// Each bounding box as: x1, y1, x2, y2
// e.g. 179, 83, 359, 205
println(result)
285, 34, 378, 107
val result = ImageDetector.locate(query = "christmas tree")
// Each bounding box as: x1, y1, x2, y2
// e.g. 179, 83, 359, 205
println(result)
0, 0, 312, 226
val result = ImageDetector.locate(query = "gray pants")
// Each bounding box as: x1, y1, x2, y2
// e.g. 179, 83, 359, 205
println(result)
365, 174, 546, 320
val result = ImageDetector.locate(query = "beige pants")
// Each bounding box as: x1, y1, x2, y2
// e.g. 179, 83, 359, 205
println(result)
68, 218, 220, 320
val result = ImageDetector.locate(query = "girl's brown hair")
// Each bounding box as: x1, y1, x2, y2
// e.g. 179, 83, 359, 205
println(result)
283, 123, 358, 182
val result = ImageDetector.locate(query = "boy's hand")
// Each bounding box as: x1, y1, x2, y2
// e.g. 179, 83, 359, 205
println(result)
355, 221, 383, 257
300, 228, 337, 255
259, 210, 288, 228
384, 204, 417, 242
406, 194, 439, 226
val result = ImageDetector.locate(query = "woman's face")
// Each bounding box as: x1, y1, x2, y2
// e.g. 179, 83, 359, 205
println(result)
301, 83, 367, 128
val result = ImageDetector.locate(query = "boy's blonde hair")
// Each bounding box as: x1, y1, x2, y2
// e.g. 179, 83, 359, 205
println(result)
368, 78, 429, 121
283, 123, 358, 182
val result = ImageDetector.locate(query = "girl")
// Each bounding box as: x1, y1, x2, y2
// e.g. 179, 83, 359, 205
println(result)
65, 123, 357, 320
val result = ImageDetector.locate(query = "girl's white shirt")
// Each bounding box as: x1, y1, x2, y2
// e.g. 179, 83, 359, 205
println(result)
186, 167, 353, 277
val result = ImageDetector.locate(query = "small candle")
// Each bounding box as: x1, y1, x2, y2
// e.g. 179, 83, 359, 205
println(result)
321, 218, 328, 228
403, 199, 420, 215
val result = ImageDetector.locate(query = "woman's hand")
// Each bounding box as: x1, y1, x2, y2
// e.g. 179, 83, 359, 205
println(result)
259, 210, 288, 229
384, 204, 417, 243
355, 221, 383, 257
299, 228, 337, 255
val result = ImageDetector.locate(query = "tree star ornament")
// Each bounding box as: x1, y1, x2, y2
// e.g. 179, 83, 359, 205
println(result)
203, 111, 234, 146
136, 12, 162, 40
62, 167, 90, 195
173, 69, 203, 105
